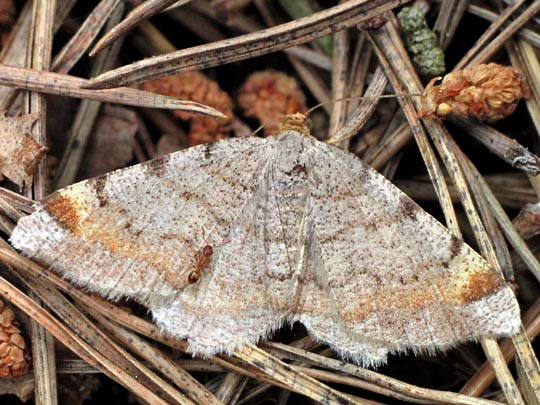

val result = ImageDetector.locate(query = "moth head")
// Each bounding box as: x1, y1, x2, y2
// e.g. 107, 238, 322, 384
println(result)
278, 113, 310, 137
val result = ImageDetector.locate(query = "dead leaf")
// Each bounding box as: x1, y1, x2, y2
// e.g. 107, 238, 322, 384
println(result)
0, 112, 45, 187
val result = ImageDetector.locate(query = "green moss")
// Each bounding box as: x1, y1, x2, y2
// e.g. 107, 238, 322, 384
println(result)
278, 0, 333, 56
398, 6, 445, 77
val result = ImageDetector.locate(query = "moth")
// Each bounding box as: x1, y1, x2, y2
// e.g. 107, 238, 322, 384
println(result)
11, 114, 519, 366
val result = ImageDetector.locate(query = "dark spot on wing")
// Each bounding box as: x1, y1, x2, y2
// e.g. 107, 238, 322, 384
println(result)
449, 235, 463, 259
286, 164, 307, 176
91, 175, 108, 208
266, 272, 293, 282
203, 143, 215, 159
293, 164, 307, 175
144, 154, 170, 178
400, 195, 418, 220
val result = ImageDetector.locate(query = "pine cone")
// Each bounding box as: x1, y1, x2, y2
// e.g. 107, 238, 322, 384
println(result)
0, 299, 29, 378
420, 63, 530, 122
141, 72, 233, 147
238, 70, 307, 136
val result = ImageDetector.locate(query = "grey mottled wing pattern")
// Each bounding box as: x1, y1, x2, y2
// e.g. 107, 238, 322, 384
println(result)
11, 137, 271, 306
297, 138, 520, 365
151, 132, 315, 356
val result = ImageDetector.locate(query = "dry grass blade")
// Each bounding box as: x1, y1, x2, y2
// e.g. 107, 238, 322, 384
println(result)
54, 3, 126, 189
450, 117, 540, 176
0, 0, 76, 110
467, 159, 540, 286
0, 188, 34, 214
89, 311, 222, 405
233, 345, 362, 404
0, 256, 170, 404
51, 0, 123, 74
11, 268, 191, 405
0, 247, 358, 404
84, 0, 409, 89
263, 343, 503, 405
515, 40, 540, 115
0, 64, 226, 115
363, 122, 411, 170
461, 298, 540, 396
467, 4, 540, 49
328, 66, 387, 144
90, 0, 192, 57
433, 0, 469, 50
506, 40, 540, 140
455, 0, 527, 70
26, 1, 57, 403
0, 197, 24, 223
329, 22, 350, 137
214, 373, 243, 403
293, 366, 434, 405
369, 16, 526, 405
465, 0, 540, 67
367, 29, 461, 234
253, 0, 332, 111
396, 177, 537, 210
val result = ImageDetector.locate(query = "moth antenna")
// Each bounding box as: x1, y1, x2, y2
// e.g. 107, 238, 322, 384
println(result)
251, 93, 425, 138
252, 123, 266, 136
305, 93, 425, 117
324, 93, 425, 144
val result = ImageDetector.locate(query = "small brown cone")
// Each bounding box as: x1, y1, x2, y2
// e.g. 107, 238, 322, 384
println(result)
420, 63, 530, 122
142, 72, 233, 146
0, 299, 29, 378
238, 70, 307, 135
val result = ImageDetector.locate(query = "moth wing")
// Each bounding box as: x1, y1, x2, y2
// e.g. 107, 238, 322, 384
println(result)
298, 141, 520, 366
11, 137, 270, 306
150, 142, 310, 356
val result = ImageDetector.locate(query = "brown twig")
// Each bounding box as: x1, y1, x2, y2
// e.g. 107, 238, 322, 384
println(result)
450, 116, 540, 175
84, 0, 408, 89
51, 0, 123, 74
0, 0, 76, 110
25, 1, 57, 403
0, 64, 226, 115
369, 15, 527, 405
455, 0, 527, 70
466, 0, 540, 67
53, 3, 126, 190
90, 0, 192, 56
